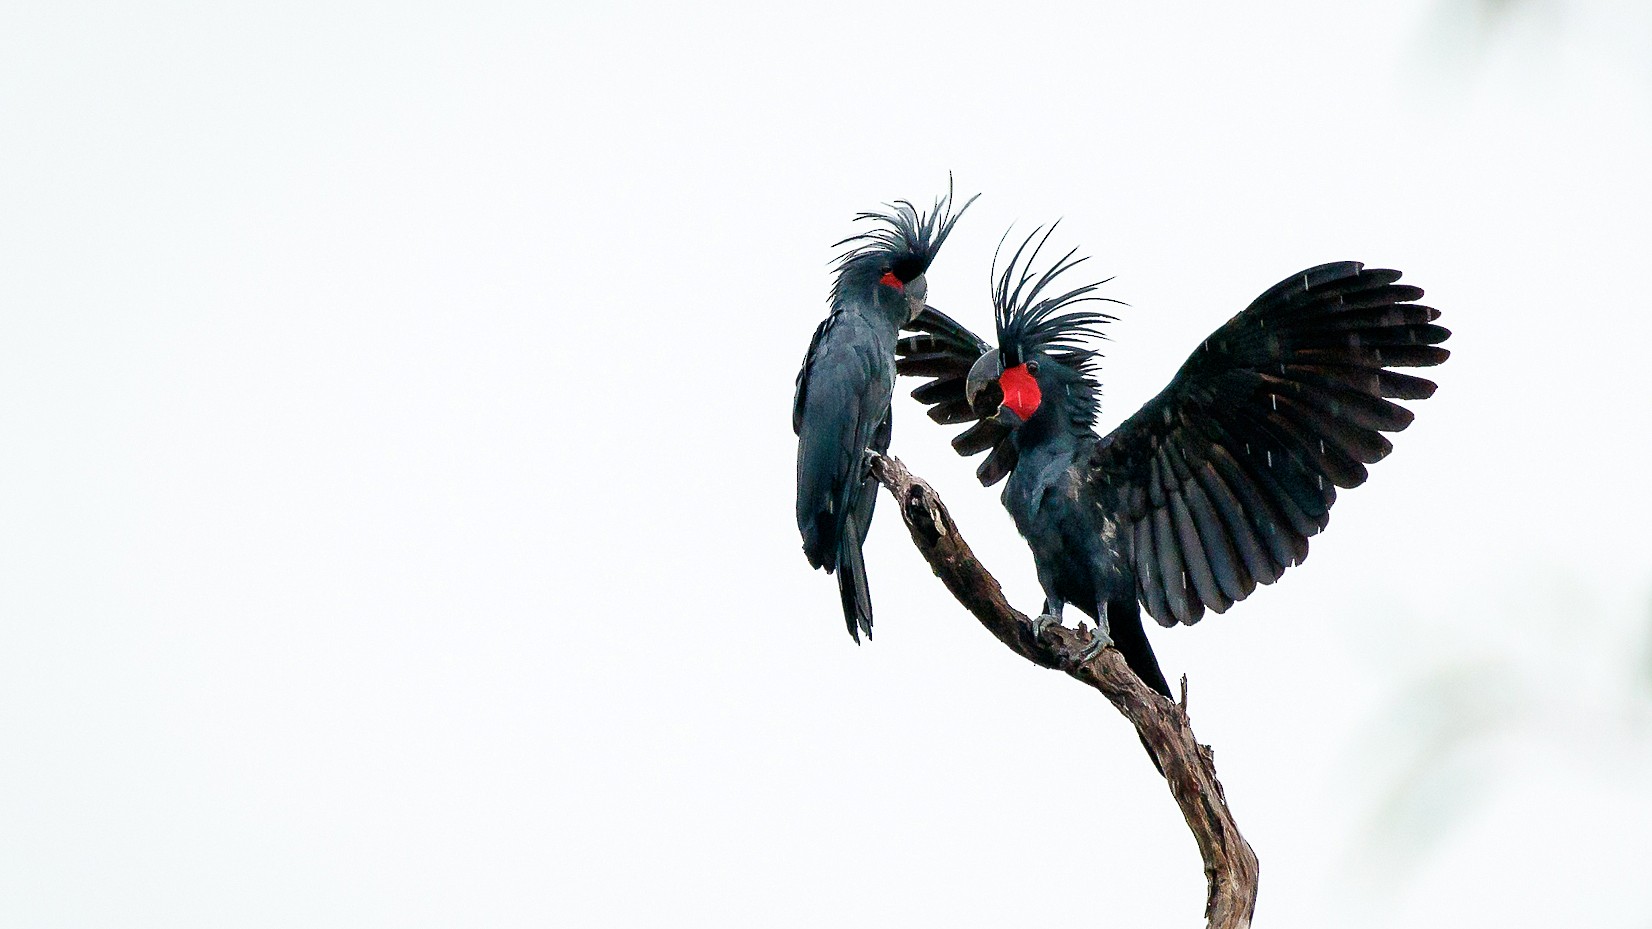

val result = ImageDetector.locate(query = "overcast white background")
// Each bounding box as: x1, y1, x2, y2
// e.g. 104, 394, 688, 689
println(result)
4, 1, 1651, 926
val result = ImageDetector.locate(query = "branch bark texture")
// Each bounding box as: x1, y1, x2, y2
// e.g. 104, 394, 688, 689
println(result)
869, 453, 1259, 929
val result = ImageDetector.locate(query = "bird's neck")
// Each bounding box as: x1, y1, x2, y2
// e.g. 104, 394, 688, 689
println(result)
1002, 424, 1088, 515
836, 288, 907, 329
1013, 402, 1092, 457
1009, 419, 1088, 488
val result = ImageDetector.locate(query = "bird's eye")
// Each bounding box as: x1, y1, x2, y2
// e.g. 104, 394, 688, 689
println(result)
1026, 360, 1040, 375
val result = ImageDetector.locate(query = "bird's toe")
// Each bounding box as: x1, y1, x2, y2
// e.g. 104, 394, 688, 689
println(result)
1077, 631, 1114, 663
1031, 613, 1061, 639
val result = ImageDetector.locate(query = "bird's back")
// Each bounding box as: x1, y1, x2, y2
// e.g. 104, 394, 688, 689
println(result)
794, 305, 897, 569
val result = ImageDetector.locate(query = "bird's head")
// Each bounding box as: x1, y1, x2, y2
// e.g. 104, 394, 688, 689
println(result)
832, 179, 978, 323
964, 349, 1040, 430
963, 225, 1120, 433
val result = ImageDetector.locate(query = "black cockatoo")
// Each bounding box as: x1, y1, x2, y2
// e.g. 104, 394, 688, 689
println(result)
794, 186, 976, 641
897, 228, 1449, 695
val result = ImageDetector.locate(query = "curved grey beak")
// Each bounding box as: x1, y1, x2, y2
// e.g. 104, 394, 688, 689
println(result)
905, 275, 929, 323
965, 348, 1004, 409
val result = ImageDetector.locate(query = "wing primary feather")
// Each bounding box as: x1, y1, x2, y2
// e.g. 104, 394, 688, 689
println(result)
1298, 300, 1436, 329
1152, 501, 1193, 625
910, 378, 965, 405
1370, 344, 1452, 367
952, 420, 1007, 456
1243, 261, 1364, 314
1176, 413, 1311, 554
1193, 459, 1263, 597
1167, 446, 1246, 606
927, 399, 977, 424
1222, 405, 1333, 521
1168, 482, 1229, 618
899, 352, 975, 377
1263, 393, 1372, 488
1135, 518, 1174, 627
1273, 389, 1393, 467
1208, 446, 1293, 580
1376, 369, 1439, 400
975, 439, 1019, 486
1286, 377, 1415, 432
1232, 426, 1328, 536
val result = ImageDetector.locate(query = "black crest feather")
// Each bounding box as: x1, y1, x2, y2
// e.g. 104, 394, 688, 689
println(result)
992, 224, 1124, 427
830, 176, 979, 305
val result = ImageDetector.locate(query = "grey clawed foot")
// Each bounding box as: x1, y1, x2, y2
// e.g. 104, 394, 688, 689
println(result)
1031, 613, 1061, 640
1077, 629, 1114, 663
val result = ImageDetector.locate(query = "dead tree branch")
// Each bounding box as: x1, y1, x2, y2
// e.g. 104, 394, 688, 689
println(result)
869, 453, 1259, 929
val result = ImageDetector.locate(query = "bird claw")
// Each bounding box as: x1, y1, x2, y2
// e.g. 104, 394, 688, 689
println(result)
1031, 613, 1061, 639
1077, 630, 1114, 663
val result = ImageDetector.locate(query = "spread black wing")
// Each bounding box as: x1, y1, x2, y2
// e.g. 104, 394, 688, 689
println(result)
1088, 262, 1450, 627
895, 306, 1021, 485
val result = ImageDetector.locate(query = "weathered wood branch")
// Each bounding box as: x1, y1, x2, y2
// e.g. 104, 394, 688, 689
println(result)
869, 453, 1259, 929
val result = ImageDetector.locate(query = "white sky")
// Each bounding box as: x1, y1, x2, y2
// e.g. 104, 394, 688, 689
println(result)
3, 2, 1651, 927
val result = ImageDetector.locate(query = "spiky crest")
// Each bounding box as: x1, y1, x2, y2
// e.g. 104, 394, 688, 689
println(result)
829, 176, 979, 306
990, 224, 1124, 428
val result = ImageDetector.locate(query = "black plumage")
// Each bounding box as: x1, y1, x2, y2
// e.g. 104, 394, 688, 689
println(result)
794, 184, 976, 641
897, 228, 1449, 693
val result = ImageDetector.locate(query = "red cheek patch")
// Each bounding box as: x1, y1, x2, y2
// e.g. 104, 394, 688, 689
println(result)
999, 364, 1041, 421
879, 272, 904, 291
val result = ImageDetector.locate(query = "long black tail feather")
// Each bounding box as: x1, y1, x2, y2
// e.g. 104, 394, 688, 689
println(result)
836, 526, 873, 643
1106, 599, 1170, 770
1108, 599, 1171, 699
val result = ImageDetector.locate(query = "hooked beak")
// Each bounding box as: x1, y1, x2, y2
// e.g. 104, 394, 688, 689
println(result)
965, 349, 1026, 428
965, 349, 1003, 410
904, 275, 928, 323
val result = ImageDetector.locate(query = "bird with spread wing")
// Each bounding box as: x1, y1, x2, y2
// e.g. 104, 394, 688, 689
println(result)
896, 228, 1450, 696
